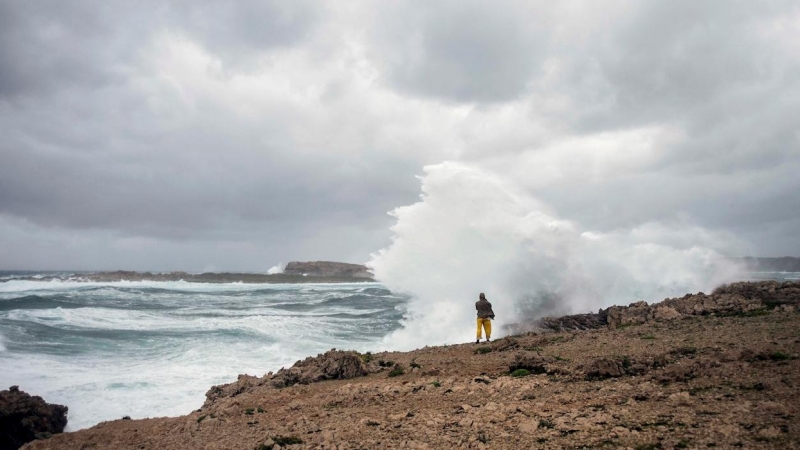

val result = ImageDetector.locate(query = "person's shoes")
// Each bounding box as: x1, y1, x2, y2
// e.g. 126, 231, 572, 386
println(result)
486, 338, 491, 342
475, 339, 480, 344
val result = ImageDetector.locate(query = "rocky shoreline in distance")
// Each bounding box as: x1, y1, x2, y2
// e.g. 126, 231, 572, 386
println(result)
729, 256, 800, 272
9, 261, 374, 284
20, 280, 800, 449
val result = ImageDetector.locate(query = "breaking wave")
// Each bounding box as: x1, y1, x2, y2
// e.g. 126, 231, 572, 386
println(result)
369, 162, 744, 350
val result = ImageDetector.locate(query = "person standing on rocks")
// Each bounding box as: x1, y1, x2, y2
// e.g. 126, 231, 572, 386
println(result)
475, 293, 495, 344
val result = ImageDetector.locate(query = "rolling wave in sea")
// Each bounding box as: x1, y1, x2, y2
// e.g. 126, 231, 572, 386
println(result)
0, 275, 407, 430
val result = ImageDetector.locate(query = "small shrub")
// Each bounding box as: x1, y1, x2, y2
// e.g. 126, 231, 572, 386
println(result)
673, 346, 697, 356
539, 419, 554, 429
770, 351, 790, 361
257, 407, 265, 413
377, 360, 394, 368
410, 361, 421, 368
196, 414, 207, 423
640, 334, 656, 340
274, 436, 303, 446
475, 346, 492, 354
738, 382, 768, 391
431, 381, 441, 388
634, 444, 662, 450
245, 408, 255, 415
122, 415, 131, 420
763, 300, 784, 310
621, 355, 632, 369
388, 364, 405, 377
554, 355, 570, 362
743, 309, 770, 317
511, 369, 531, 377
360, 352, 373, 363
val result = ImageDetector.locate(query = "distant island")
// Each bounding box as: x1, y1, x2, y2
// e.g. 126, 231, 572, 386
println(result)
14, 261, 375, 284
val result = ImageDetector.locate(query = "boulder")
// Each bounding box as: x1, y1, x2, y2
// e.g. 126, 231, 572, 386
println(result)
204, 350, 368, 406
509, 353, 554, 375
271, 350, 368, 388
584, 358, 627, 380
0, 386, 67, 450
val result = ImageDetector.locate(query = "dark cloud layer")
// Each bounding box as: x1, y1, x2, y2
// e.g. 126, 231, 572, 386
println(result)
0, 0, 798, 270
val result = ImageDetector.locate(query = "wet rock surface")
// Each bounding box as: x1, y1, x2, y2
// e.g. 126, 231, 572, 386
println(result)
0, 386, 67, 450
23, 281, 800, 450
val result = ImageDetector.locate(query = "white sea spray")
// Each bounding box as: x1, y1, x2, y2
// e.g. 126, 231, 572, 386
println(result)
369, 162, 744, 350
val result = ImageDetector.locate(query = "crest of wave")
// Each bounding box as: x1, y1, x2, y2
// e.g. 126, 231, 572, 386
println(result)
368, 162, 743, 351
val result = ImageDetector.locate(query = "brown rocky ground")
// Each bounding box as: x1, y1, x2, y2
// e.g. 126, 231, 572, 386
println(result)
23, 282, 800, 450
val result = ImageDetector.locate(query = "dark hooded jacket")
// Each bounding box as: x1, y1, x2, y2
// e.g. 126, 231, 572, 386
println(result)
475, 294, 495, 319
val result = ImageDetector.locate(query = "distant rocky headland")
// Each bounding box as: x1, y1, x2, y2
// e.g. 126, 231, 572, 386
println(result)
14, 261, 375, 284
282, 261, 373, 279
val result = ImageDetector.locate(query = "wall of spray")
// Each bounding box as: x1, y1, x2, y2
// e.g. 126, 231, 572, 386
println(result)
368, 162, 743, 350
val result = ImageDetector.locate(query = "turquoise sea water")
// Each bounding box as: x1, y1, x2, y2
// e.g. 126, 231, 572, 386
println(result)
0, 274, 407, 430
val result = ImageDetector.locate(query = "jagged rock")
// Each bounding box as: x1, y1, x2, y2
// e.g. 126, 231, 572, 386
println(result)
491, 337, 521, 352
584, 358, 627, 380
605, 301, 650, 328
0, 386, 67, 450
602, 281, 800, 328
204, 350, 368, 407
535, 312, 608, 332
270, 350, 368, 389
650, 305, 681, 321
509, 353, 554, 374
205, 374, 266, 404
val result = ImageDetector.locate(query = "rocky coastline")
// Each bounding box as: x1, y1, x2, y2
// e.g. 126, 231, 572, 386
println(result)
0, 386, 67, 450
20, 281, 800, 449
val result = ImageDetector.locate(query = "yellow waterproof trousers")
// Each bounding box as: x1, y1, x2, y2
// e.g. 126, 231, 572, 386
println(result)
476, 318, 492, 340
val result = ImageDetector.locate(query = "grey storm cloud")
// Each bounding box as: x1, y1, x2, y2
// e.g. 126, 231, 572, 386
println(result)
369, 0, 549, 103
0, 0, 798, 270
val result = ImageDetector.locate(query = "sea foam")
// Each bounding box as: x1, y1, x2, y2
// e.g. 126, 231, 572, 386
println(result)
0, 281, 404, 430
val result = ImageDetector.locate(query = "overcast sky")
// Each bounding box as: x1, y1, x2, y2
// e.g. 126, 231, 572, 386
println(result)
1, 0, 798, 271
